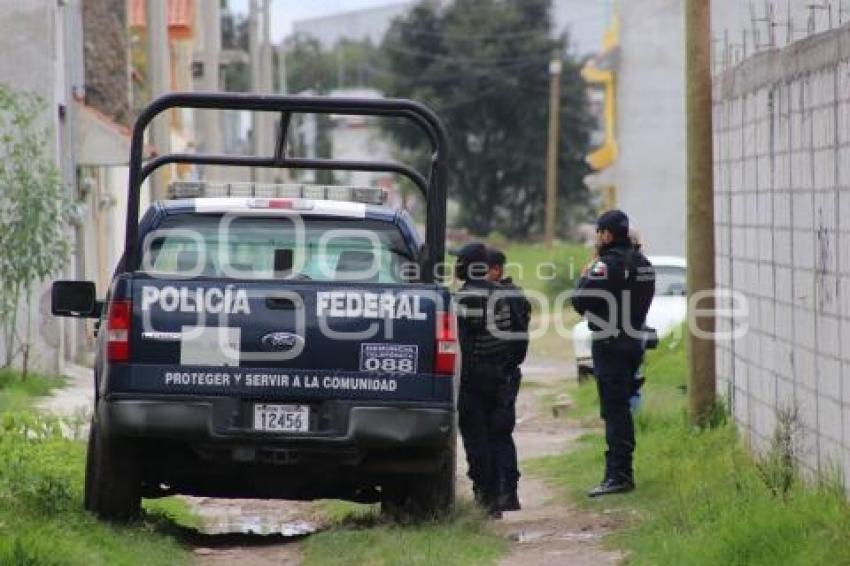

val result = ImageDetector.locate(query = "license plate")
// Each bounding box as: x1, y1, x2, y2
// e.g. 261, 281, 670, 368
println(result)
253, 404, 309, 432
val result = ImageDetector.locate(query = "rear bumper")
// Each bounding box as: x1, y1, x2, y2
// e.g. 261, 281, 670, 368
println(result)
98, 395, 454, 450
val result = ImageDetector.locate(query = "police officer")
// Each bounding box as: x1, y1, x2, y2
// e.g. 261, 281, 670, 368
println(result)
485, 248, 531, 512
451, 242, 513, 517
571, 210, 655, 497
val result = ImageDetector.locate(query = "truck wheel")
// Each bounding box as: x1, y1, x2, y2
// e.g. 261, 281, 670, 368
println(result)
382, 453, 455, 521
85, 419, 141, 522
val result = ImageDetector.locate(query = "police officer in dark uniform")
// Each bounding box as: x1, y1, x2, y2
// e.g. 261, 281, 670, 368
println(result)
485, 248, 531, 512
451, 242, 513, 517
571, 210, 655, 497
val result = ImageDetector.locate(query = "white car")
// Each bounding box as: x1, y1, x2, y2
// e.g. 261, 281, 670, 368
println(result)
572, 256, 687, 378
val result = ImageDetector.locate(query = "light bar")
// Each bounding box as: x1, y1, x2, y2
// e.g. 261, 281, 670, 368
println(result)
168, 181, 387, 205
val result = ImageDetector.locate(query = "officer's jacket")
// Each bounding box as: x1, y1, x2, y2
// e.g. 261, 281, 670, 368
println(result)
499, 277, 531, 368
571, 242, 655, 334
456, 280, 513, 375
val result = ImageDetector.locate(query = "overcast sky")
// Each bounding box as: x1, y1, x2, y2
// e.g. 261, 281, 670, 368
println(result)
227, 0, 399, 43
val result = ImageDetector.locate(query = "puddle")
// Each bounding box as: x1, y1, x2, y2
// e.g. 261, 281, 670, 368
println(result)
198, 516, 321, 537
559, 531, 603, 542
182, 497, 326, 537
513, 529, 554, 543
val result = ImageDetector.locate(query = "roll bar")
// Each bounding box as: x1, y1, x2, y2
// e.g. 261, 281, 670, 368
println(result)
123, 92, 448, 282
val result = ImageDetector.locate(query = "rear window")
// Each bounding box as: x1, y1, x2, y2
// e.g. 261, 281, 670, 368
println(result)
140, 215, 416, 283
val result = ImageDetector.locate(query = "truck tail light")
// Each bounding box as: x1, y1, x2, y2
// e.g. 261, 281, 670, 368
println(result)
434, 311, 458, 375
107, 300, 131, 363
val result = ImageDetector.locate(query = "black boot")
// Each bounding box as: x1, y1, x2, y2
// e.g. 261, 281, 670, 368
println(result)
498, 491, 521, 512
587, 477, 635, 498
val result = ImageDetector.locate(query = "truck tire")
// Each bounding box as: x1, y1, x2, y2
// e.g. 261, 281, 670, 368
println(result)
85, 419, 141, 522
381, 451, 455, 521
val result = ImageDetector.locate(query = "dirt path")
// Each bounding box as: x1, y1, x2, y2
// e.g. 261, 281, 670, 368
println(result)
493, 364, 622, 565
42, 356, 620, 565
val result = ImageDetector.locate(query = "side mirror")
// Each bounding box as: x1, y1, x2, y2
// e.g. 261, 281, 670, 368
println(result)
51, 281, 100, 318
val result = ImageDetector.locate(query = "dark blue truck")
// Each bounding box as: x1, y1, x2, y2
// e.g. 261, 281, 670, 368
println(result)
51, 94, 457, 521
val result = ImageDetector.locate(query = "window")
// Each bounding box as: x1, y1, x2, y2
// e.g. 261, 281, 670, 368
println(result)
141, 215, 415, 283
654, 265, 686, 296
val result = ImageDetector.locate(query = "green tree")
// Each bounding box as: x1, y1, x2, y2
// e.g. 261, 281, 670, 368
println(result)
381, 0, 593, 238
0, 86, 71, 376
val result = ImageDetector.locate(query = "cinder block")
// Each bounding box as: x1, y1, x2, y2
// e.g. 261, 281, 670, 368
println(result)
758, 229, 773, 261
793, 269, 816, 309
814, 192, 838, 232
774, 230, 792, 266
818, 438, 845, 476
818, 397, 843, 443
816, 315, 840, 358
759, 264, 774, 294
797, 386, 819, 434
793, 230, 815, 270
840, 317, 850, 356
761, 333, 777, 373
775, 303, 793, 340
777, 375, 796, 407
760, 296, 775, 332
837, 147, 850, 187
734, 388, 750, 425
814, 150, 836, 189
794, 343, 816, 384
774, 192, 791, 227
817, 356, 842, 402
817, 274, 840, 315
841, 236, 850, 275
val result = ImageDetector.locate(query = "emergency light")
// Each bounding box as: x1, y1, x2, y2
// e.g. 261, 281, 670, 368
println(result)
169, 181, 387, 205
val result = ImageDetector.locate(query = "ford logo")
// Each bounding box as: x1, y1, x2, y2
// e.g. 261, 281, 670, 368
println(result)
260, 332, 303, 352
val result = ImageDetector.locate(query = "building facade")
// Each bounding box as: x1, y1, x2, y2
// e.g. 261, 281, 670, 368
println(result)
583, 0, 687, 257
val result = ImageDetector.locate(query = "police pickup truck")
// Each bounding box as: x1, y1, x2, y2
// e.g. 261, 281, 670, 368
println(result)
51, 94, 456, 521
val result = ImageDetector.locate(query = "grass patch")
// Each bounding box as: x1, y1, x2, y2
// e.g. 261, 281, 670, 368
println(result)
0, 371, 190, 565
497, 241, 591, 298
0, 369, 65, 413
144, 497, 203, 531
528, 331, 850, 565
303, 501, 506, 566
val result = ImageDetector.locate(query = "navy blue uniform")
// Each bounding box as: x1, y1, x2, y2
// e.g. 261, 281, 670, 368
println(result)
571, 241, 654, 484
456, 279, 513, 510
493, 277, 531, 499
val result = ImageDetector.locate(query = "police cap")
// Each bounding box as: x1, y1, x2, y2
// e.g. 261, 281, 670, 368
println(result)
486, 248, 506, 267
450, 242, 489, 281
450, 241, 488, 264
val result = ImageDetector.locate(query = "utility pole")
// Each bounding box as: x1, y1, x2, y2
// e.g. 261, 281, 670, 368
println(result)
686, 0, 717, 426
249, 0, 261, 181
544, 57, 562, 249
201, 0, 221, 176
146, 0, 171, 200
250, 0, 274, 182
277, 44, 288, 95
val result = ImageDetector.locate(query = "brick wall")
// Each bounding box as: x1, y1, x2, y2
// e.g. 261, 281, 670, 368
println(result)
713, 26, 850, 490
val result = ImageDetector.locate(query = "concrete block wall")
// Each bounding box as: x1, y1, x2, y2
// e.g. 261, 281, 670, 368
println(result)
714, 26, 850, 489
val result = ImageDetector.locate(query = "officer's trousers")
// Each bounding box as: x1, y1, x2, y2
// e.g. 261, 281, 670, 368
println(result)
591, 335, 643, 482
493, 368, 521, 495
458, 386, 500, 505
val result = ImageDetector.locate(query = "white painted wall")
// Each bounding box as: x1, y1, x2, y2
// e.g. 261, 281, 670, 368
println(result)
611, 0, 687, 257
713, 25, 850, 493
